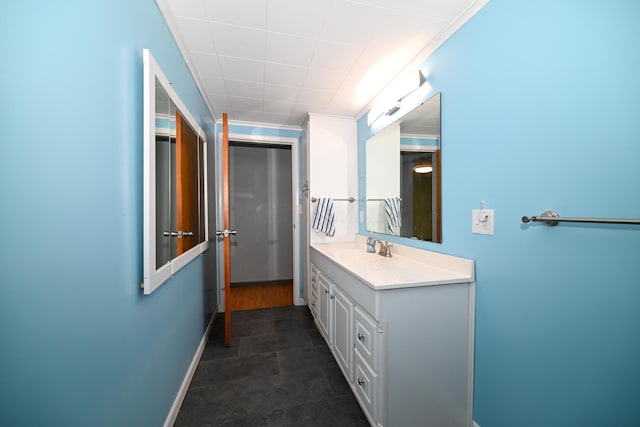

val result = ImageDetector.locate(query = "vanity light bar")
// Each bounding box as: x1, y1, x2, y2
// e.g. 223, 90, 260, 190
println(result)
367, 69, 427, 126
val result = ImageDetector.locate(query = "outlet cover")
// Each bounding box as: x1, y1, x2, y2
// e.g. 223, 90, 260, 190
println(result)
472, 209, 494, 235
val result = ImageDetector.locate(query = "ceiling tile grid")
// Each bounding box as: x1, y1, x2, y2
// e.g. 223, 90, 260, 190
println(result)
165, 0, 486, 127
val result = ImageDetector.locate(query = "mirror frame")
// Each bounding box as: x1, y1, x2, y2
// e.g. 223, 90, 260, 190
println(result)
142, 49, 209, 295
365, 92, 441, 243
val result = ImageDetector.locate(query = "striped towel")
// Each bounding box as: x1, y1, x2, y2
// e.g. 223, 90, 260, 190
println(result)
384, 197, 402, 235
312, 198, 335, 237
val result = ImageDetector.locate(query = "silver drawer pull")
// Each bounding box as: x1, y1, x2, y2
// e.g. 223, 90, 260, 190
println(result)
357, 378, 365, 386
357, 333, 365, 341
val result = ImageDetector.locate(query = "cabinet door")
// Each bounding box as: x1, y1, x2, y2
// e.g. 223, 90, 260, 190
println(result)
316, 272, 331, 343
331, 285, 353, 380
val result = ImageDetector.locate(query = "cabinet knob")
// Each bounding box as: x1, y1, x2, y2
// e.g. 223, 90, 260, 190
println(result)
324, 289, 329, 294
357, 378, 365, 386
357, 333, 365, 341
330, 295, 335, 300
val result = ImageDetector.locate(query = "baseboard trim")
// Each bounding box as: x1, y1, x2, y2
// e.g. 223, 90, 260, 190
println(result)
163, 312, 216, 427
473, 421, 480, 427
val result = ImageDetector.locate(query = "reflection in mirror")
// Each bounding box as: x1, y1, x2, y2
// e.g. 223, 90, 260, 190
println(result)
366, 92, 441, 242
143, 49, 209, 295
155, 81, 177, 267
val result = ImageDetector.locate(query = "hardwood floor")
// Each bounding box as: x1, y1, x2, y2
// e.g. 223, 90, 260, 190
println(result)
230, 282, 293, 311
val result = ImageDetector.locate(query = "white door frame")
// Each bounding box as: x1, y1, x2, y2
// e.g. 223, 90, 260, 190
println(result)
215, 132, 301, 311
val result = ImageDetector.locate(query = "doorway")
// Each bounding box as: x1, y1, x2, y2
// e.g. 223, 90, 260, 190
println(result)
229, 142, 293, 310
215, 132, 301, 315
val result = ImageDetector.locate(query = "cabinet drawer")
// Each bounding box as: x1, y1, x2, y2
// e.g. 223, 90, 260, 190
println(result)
354, 305, 378, 369
354, 350, 378, 423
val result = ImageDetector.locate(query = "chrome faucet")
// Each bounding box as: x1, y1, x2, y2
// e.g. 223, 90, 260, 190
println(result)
366, 236, 379, 253
378, 241, 393, 257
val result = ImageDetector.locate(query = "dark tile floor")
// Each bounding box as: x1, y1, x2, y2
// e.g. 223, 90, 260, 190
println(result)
175, 306, 369, 427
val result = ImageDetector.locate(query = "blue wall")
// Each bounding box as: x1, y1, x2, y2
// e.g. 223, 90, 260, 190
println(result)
1, 1, 216, 426
359, 1, 640, 426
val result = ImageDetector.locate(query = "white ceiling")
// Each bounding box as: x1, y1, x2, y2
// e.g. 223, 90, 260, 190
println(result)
160, 0, 487, 128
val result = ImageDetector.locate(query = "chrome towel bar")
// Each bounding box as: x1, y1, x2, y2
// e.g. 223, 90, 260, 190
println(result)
311, 197, 355, 203
522, 210, 640, 226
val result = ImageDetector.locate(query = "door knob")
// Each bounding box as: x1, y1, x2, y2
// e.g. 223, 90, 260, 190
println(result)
215, 229, 237, 237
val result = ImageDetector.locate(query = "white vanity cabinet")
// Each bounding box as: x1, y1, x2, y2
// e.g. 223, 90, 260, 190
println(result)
309, 242, 476, 427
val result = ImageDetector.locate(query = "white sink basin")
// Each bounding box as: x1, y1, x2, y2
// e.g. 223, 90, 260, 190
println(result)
335, 253, 418, 282
310, 237, 474, 289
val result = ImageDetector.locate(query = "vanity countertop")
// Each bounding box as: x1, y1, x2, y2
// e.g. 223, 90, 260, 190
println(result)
310, 235, 474, 290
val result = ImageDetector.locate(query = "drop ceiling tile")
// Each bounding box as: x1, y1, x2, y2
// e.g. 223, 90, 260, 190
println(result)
201, 76, 227, 95
294, 102, 334, 115
190, 52, 223, 78
262, 111, 305, 127
264, 84, 300, 103
302, 68, 347, 91
217, 56, 265, 83
263, 100, 296, 115
367, 12, 443, 48
309, 40, 362, 72
329, 91, 362, 115
224, 80, 264, 99
264, 63, 307, 87
345, 0, 470, 20
203, 0, 268, 29
168, 0, 206, 18
319, 0, 384, 46
209, 23, 266, 60
229, 96, 263, 112
231, 110, 263, 122
207, 94, 232, 110
266, 0, 331, 38
297, 88, 335, 105
175, 17, 216, 54
265, 32, 317, 67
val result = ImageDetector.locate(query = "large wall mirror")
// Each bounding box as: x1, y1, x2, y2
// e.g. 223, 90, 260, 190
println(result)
366, 92, 441, 243
143, 49, 209, 295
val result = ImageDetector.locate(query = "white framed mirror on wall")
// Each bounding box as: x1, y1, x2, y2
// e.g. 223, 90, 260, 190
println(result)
366, 92, 441, 243
142, 49, 209, 295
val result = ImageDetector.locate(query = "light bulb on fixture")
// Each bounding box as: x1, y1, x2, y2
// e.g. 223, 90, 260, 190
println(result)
367, 69, 428, 126
413, 160, 433, 174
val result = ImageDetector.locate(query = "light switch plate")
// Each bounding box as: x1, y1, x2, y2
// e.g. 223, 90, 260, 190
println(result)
472, 209, 494, 235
